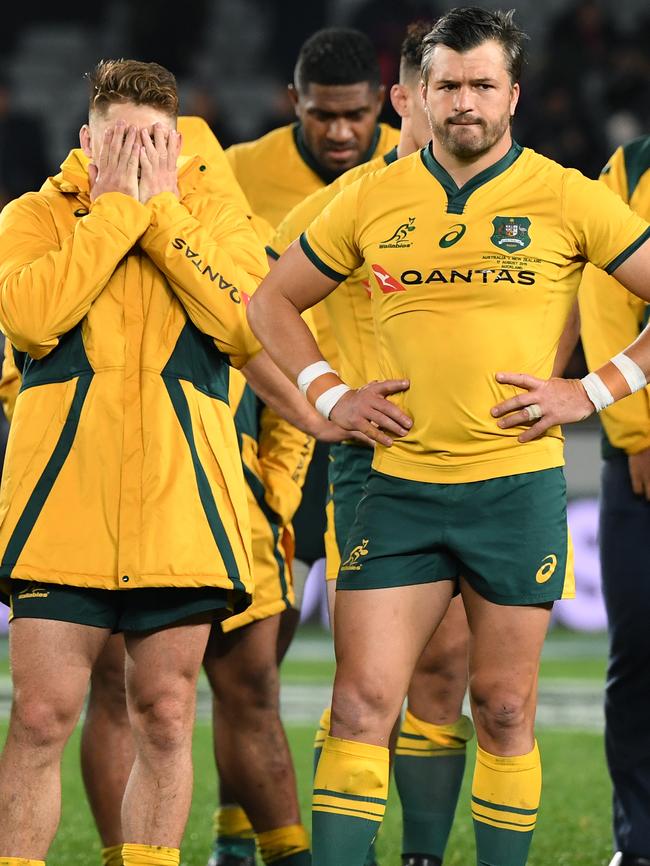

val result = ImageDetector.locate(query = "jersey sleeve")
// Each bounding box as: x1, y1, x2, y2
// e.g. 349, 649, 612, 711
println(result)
300, 179, 365, 282
563, 170, 650, 273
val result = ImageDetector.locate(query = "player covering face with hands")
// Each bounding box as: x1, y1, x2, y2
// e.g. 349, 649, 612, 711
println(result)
81, 111, 182, 204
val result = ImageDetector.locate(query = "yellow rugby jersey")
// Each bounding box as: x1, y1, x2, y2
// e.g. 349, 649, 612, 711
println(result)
302, 143, 650, 484
268, 147, 398, 389
580, 136, 650, 456
226, 122, 400, 229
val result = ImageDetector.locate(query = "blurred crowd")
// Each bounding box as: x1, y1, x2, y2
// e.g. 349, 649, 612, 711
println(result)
0, 0, 648, 206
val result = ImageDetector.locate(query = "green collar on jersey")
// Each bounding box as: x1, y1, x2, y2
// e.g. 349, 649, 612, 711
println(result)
383, 146, 398, 165
421, 140, 523, 215
293, 123, 382, 185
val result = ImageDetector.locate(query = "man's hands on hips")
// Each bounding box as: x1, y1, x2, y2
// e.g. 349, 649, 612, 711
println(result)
491, 372, 594, 442
628, 448, 650, 500
329, 379, 412, 447
88, 121, 180, 204
138, 124, 181, 204
88, 121, 140, 201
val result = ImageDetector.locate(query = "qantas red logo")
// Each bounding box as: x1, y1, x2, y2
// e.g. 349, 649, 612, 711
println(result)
370, 264, 406, 294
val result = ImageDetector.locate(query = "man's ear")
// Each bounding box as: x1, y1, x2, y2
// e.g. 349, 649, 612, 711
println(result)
79, 124, 92, 158
390, 83, 409, 119
287, 84, 300, 118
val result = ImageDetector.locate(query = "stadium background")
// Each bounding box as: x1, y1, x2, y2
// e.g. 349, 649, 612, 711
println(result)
0, 2, 647, 862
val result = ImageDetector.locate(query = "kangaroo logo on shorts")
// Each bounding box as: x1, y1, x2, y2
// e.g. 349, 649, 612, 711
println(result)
491, 217, 531, 253
535, 554, 557, 584
341, 539, 370, 571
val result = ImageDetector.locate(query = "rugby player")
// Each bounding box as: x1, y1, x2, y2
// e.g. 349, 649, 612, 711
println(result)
269, 24, 473, 866
247, 8, 650, 865
0, 58, 308, 866
0, 109, 331, 866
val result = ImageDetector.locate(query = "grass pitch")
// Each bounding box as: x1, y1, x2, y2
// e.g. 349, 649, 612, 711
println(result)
0, 627, 614, 864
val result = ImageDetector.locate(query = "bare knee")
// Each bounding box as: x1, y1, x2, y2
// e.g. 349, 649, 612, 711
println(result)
213, 663, 280, 721
11, 692, 79, 751
470, 677, 533, 746
130, 689, 195, 753
331, 676, 401, 742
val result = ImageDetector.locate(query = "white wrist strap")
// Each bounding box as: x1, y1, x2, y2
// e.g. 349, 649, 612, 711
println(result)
297, 361, 335, 396
581, 372, 614, 412
611, 352, 647, 394
315, 384, 351, 419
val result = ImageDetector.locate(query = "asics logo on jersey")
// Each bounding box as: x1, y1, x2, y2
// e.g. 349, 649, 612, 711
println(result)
535, 554, 557, 584
371, 264, 406, 293
379, 217, 416, 248
438, 223, 467, 248
341, 539, 369, 571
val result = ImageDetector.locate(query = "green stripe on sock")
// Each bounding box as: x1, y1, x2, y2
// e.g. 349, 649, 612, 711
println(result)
471, 795, 538, 816
313, 788, 386, 806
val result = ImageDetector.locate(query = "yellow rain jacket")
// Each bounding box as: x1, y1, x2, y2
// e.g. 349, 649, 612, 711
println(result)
0, 148, 267, 606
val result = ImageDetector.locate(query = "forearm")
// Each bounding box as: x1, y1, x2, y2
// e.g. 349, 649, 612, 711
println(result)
0, 193, 148, 358
140, 193, 264, 358
241, 349, 329, 437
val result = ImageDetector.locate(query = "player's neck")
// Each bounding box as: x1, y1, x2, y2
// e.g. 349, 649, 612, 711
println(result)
396, 122, 418, 159
432, 131, 514, 187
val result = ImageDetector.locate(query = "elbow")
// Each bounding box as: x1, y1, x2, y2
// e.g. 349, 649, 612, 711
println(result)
0, 318, 55, 360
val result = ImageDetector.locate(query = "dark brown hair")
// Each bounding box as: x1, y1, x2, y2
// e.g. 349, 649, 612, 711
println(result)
421, 8, 527, 86
87, 59, 178, 117
400, 21, 436, 82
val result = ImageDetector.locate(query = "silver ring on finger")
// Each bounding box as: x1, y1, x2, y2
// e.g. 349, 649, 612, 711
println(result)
524, 403, 543, 421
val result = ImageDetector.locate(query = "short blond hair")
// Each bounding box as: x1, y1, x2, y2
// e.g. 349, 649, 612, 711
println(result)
87, 59, 178, 118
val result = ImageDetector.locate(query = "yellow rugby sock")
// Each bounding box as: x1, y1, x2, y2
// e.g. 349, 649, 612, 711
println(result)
213, 804, 256, 858
312, 735, 389, 866
472, 742, 541, 866
258, 824, 310, 864
121, 844, 180, 865
0, 860, 45, 865
395, 710, 473, 860
313, 707, 331, 774
102, 845, 124, 866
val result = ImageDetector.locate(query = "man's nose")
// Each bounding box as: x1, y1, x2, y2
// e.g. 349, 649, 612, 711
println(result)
327, 118, 354, 142
453, 85, 475, 113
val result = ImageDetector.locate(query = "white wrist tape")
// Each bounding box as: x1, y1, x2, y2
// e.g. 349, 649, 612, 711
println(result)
315, 384, 352, 419
297, 361, 335, 396
611, 352, 647, 394
581, 372, 614, 412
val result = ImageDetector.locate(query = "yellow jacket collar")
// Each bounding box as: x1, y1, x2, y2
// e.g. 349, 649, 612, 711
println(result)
47, 148, 202, 196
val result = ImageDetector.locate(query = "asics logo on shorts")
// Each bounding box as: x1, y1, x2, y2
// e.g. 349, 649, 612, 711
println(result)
535, 554, 557, 584
341, 539, 369, 571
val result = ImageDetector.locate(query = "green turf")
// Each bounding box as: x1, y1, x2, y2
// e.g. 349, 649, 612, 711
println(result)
0, 722, 613, 865
0, 627, 613, 863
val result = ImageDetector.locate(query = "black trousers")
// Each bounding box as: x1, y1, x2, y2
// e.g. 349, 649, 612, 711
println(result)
601, 455, 650, 856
